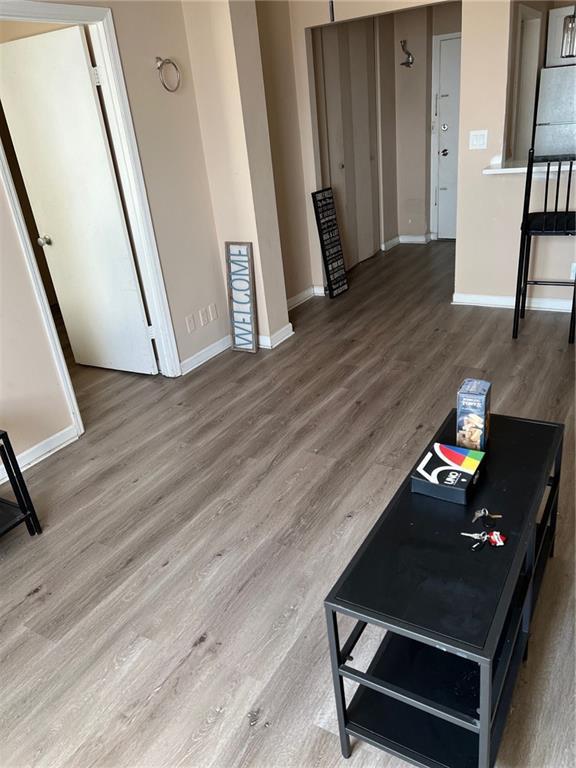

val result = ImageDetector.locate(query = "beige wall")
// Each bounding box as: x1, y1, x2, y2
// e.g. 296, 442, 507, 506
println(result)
257, 0, 313, 299
94, 0, 230, 357
377, 12, 399, 245
455, 0, 574, 301
182, 0, 290, 339
433, 0, 462, 34
0, 180, 72, 454
394, 6, 432, 236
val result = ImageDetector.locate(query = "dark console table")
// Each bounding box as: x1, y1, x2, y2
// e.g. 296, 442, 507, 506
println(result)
325, 411, 563, 768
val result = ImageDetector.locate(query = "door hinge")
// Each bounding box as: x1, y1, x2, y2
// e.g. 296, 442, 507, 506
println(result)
91, 66, 102, 87
148, 325, 155, 340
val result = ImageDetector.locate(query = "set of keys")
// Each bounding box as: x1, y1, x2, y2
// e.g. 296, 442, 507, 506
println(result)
472, 507, 502, 525
461, 508, 506, 551
461, 530, 507, 550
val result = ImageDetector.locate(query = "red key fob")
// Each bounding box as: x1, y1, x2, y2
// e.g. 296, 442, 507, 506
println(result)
488, 530, 507, 547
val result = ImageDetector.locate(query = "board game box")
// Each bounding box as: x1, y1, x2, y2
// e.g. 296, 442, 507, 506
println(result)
457, 379, 491, 451
411, 443, 485, 504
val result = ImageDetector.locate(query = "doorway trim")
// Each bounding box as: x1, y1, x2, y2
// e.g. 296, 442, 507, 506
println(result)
0, 0, 181, 378
430, 32, 461, 241
0, 140, 84, 444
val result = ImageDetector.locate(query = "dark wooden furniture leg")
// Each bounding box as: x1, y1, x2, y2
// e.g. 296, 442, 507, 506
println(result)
520, 235, 532, 319
569, 280, 575, 345
513, 233, 526, 339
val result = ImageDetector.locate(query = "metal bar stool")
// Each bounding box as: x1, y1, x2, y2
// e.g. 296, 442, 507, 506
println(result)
512, 149, 576, 343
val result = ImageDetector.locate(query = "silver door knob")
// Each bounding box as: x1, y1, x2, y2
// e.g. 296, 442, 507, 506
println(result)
37, 235, 52, 247
441, 149, 449, 156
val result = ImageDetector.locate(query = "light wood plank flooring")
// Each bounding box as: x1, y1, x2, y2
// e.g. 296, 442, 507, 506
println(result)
1, 242, 574, 768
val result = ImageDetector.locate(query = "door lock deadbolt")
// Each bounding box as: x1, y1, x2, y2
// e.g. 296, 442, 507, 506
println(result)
441, 123, 448, 131
441, 149, 449, 156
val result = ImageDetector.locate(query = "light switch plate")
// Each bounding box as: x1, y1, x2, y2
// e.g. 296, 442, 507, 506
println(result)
208, 303, 218, 322
185, 314, 195, 334
469, 130, 488, 150
199, 308, 209, 327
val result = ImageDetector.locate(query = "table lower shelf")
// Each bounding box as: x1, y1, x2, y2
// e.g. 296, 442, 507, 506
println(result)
0, 497, 28, 537
347, 689, 478, 768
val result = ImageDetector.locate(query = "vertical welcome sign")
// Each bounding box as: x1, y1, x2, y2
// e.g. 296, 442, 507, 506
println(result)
226, 242, 258, 353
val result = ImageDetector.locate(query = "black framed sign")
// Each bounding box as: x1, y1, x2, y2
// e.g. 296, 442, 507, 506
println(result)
311, 187, 348, 298
226, 242, 258, 353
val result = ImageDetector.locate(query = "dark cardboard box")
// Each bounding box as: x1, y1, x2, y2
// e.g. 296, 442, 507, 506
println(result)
411, 442, 485, 505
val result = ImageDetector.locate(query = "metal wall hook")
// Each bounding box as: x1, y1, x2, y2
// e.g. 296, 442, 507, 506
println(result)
155, 57, 181, 92
400, 39, 414, 68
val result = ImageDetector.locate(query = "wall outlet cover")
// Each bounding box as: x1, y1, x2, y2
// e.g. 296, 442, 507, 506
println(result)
185, 314, 195, 334
199, 308, 209, 327
208, 303, 218, 322
469, 130, 488, 150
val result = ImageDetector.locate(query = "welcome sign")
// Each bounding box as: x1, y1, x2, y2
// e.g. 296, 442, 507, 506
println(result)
226, 242, 258, 353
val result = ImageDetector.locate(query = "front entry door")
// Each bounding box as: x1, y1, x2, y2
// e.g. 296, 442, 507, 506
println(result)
433, 34, 461, 240
0, 26, 158, 374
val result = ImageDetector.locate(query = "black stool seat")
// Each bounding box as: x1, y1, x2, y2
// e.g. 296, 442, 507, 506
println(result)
523, 211, 576, 236
513, 149, 575, 344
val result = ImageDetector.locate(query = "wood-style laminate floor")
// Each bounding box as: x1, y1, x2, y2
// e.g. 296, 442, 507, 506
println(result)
1, 242, 574, 768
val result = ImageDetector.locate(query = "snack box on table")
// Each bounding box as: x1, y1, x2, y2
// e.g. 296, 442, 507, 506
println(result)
411, 443, 485, 505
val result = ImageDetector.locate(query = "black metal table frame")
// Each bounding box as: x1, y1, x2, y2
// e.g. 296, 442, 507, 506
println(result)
0, 430, 42, 538
325, 426, 563, 768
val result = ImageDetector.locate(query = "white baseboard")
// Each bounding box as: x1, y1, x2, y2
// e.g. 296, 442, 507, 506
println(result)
180, 335, 232, 375
452, 293, 572, 313
398, 234, 432, 244
380, 236, 400, 252
0, 424, 78, 484
287, 286, 325, 310
258, 322, 294, 349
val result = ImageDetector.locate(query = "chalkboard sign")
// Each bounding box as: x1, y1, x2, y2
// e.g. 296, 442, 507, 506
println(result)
311, 187, 349, 298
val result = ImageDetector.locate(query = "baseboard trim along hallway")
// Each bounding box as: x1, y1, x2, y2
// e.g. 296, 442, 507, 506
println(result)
258, 322, 295, 349
452, 293, 572, 313
181, 322, 296, 375
287, 286, 326, 310
180, 335, 232, 375
0, 424, 78, 483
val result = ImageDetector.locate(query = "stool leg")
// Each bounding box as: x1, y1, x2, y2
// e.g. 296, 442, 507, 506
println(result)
569, 278, 575, 345
520, 235, 532, 319
513, 234, 526, 339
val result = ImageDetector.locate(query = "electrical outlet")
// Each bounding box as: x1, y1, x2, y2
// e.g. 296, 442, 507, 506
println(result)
185, 314, 195, 334
571, 263, 576, 281
208, 303, 218, 322
199, 307, 209, 327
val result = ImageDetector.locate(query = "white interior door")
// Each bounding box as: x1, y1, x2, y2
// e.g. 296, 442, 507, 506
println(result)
0, 26, 158, 374
433, 35, 461, 240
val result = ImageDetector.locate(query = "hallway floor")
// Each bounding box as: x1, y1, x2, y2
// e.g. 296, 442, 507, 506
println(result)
1, 241, 574, 768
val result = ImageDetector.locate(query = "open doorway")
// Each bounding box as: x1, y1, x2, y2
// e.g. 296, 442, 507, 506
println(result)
310, 2, 462, 270
0, 5, 180, 451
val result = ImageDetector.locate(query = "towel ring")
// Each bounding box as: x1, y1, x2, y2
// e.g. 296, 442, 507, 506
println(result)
155, 57, 180, 93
